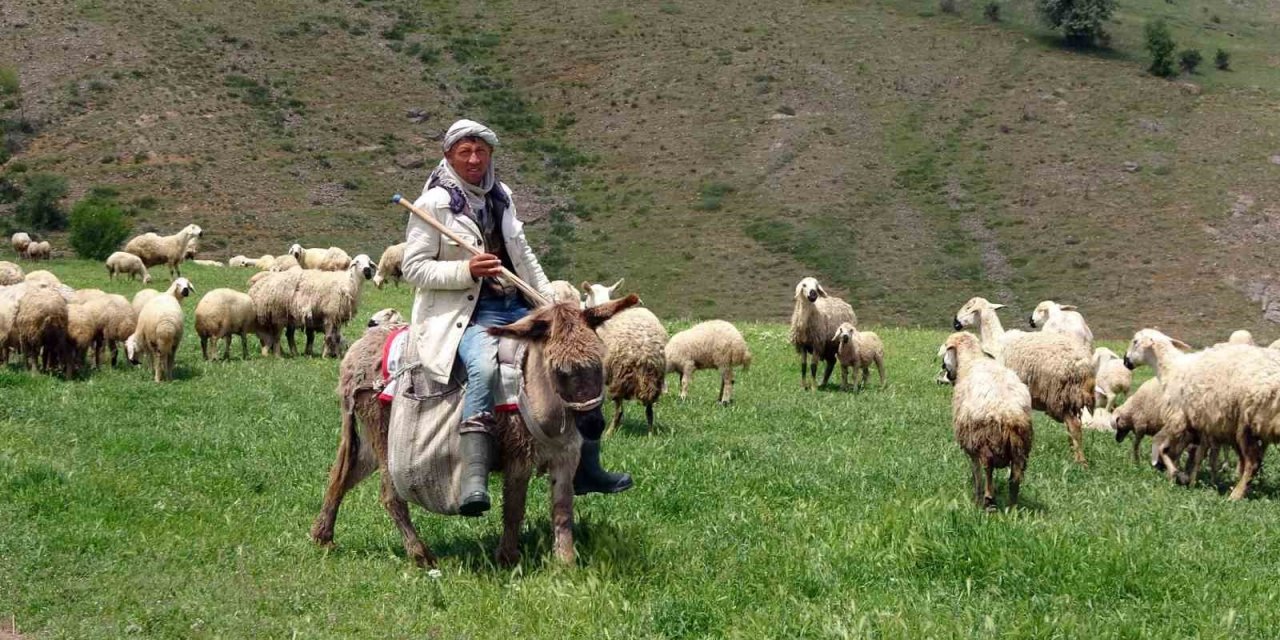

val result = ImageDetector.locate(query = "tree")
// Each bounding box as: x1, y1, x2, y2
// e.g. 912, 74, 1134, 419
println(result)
15, 173, 68, 231
69, 190, 132, 260
1144, 20, 1177, 78
1214, 48, 1231, 71
1036, 0, 1116, 47
1179, 49, 1203, 74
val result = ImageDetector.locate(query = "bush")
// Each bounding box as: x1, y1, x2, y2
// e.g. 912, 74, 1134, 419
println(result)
1215, 48, 1231, 70
1036, 0, 1116, 46
1179, 48, 1203, 74
68, 193, 132, 260
939, 0, 958, 14
984, 2, 1001, 21
15, 173, 68, 231
1144, 20, 1177, 78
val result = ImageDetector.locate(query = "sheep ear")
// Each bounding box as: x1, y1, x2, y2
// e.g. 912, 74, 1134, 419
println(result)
1059, 304, 1078, 311
989, 303, 1006, 310
608, 278, 624, 292
942, 347, 957, 377
816, 284, 829, 297
1170, 338, 1193, 351
488, 315, 550, 341
584, 294, 640, 328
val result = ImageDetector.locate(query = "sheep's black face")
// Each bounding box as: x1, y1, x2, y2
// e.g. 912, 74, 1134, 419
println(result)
806, 289, 818, 303
367, 318, 378, 327
362, 265, 374, 279
1123, 357, 1135, 370
1028, 315, 1037, 328
180, 285, 192, 297
952, 317, 963, 331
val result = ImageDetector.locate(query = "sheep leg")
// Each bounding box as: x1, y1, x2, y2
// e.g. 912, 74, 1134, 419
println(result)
645, 403, 655, 432
549, 455, 577, 565
1181, 439, 1206, 488
859, 365, 871, 391
982, 463, 997, 512
839, 365, 849, 392
719, 367, 734, 405
679, 367, 692, 400
1132, 434, 1142, 464
222, 336, 233, 360
799, 351, 809, 389
1209, 444, 1221, 487
875, 359, 886, 387
1066, 414, 1088, 466
496, 462, 532, 567
285, 327, 298, 357
605, 398, 624, 437
304, 329, 316, 357
820, 358, 835, 388
200, 336, 209, 360
1008, 461, 1024, 509
970, 458, 983, 507
1228, 432, 1262, 501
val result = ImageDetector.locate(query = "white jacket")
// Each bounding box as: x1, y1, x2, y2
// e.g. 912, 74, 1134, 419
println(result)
402, 183, 553, 383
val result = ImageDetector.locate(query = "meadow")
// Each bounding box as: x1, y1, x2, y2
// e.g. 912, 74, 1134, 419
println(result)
5, 259, 1280, 638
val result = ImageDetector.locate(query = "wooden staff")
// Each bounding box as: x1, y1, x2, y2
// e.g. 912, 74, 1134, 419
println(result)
391, 194, 549, 306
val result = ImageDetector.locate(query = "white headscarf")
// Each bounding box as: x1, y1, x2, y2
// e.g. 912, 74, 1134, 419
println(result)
430, 119, 499, 196
442, 119, 499, 152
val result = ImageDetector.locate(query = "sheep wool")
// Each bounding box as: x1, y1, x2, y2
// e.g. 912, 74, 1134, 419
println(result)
789, 277, 856, 390
123, 224, 202, 278
664, 319, 752, 404
0, 261, 23, 286
195, 288, 259, 360
596, 306, 668, 432
374, 243, 407, 288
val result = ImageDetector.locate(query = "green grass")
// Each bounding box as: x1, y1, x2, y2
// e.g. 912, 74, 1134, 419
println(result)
6, 259, 1280, 637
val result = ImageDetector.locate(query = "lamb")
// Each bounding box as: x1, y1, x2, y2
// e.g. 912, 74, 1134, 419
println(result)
289, 244, 351, 271
833, 322, 885, 391
11, 232, 31, 257
939, 332, 1033, 511
584, 279, 668, 433
23, 270, 61, 288
88, 293, 136, 367
663, 319, 752, 404
954, 297, 1095, 465
0, 261, 22, 286
127, 278, 194, 382
229, 255, 255, 268
1092, 347, 1132, 410
366, 308, 404, 328
123, 224, 203, 278
789, 277, 857, 390
1028, 300, 1094, 349
373, 242, 406, 289
582, 278, 625, 307
194, 288, 262, 360
26, 240, 51, 261
291, 254, 375, 357
14, 282, 71, 374
105, 251, 153, 284
1104, 378, 1176, 464
549, 280, 581, 306
192, 259, 225, 268
1123, 329, 1280, 500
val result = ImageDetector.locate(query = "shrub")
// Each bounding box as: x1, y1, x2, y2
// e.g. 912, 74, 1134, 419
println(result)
694, 182, 734, 211
984, 2, 1001, 21
1036, 0, 1115, 46
1144, 20, 1177, 78
1215, 48, 1230, 70
1179, 48, 1203, 74
15, 173, 68, 231
69, 194, 132, 260
939, 0, 958, 14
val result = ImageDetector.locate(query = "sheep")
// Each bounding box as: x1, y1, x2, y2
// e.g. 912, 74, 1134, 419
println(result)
1101, 378, 1175, 464
26, 241, 51, 261
366, 308, 404, 328
14, 282, 71, 374
789, 277, 857, 390
664, 319, 752, 404
229, 255, 254, 268
105, 251, 152, 284
65, 301, 99, 375
255, 254, 276, 270
183, 236, 201, 261
192, 259, 225, 268
0, 261, 22, 286
123, 224, 203, 279
1092, 347, 1131, 410
549, 280, 582, 306
954, 297, 1095, 465
832, 322, 885, 392
0, 283, 25, 364
1123, 329, 1280, 500
291, 254, 374, 357
939, 331, 1033, 511
373, 242, 406, 289
289, 244, 351, 271
1269, 338, 1280, 351
11, 232, 31, 257
1219, 330, 1255, 347
1028, 300, 1094, 349
269, 254, 301, 272
584, 279, 668, 432
86, 293, 136, 367
23, 270, 61, 288
248, 268, 306, 357
131, 288, 160, 314
127, 278, 194, 382
195, 288, 262, 360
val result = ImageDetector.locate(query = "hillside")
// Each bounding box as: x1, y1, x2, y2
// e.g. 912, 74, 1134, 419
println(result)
3, 0, 1280, 340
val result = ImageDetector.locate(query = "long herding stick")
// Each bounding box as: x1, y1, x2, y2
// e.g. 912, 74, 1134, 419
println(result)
391, 194, 550, 306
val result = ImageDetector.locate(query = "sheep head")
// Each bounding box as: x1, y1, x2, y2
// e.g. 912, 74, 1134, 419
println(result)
1228, 329, 1255, 346
367, 308, 403, 328
581, 278, 623, 308
182, 224, 203, 238
953, 297, 1001, 331
833, 322, 856, 345
1123, 329, 1192, 370
168, 277, 194, 300
794, 277, 826, 304
125, 334, 140, 365
1029, 300, 1058, 328
937, 331, 983, 382
350, 254, 374, 280
288, 244, 304, 260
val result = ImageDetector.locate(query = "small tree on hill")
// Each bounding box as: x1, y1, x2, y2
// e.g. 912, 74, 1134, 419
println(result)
1036, 0, 1116, 47
1214, 48, 1231, 70
69, 189, 132, 260
1179, 49, 1203, 74
15, 173, 68, 231
1144, 20, 1177, 78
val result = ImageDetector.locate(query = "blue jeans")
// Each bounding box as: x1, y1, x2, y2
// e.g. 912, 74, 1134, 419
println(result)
458, 294, 531, 420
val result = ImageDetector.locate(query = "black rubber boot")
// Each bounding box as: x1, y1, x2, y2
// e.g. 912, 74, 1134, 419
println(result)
458, 426, 495, 517
574, 438, 633, 496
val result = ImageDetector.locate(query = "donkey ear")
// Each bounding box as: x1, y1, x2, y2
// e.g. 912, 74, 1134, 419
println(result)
488, 315, 550, 340
584, 294, 640, 328
609, 278, 624, 292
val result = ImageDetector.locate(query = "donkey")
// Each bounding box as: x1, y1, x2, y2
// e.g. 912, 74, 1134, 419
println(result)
310, 295, 640, 567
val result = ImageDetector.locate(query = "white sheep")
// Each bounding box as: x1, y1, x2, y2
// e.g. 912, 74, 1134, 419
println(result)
373, 242, 406, 289
290, 254, 375, 357
1028, 300, 1094, 349
0, 261, 23, 286
1103, 378, 1176, 464
584, 280, 668, 432
195, 288, 260, 360
131, 288, 160, 314
127, 278, 194, 382
26, 240, 51, 261
229, 255, 255, 268
954, 297, 1094, 465
1227, 330, 1255, 346
183, 235, 201, 261
13, 281, 71, 374
664, 319, 752, 404
789, 277, 857, 390
289, 244, 351, 271
192, 259, 225, 268
123, 224, 202, 279
23, 270, 61, 288
88, 293, 136, 367
833, 322, 885, 391
1092, 347, 1131, 410
248, 268, 305, 356
939, 331, 1033, 511
269, 254, 301, 272
1123, 329, 1280, 500
254, 254, 276, 270
11, 232, 31, 258
366, 308, 404, 328
582, 278, 624, 307
105, 251, 153, 284
548, 280, 582, 306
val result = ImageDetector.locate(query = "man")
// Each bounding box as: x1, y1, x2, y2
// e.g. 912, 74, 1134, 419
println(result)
401, 119, 632, 517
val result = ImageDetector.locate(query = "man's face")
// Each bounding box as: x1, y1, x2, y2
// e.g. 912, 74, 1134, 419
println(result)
445, 139, 492, 186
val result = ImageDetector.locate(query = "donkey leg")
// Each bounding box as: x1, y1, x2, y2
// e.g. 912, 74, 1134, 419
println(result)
496, 463, 532, 567
310, 407, 377, 547
550, 455, 578, 565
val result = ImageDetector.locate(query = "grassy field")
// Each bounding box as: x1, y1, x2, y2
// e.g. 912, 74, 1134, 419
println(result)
6, 259, 1280, 638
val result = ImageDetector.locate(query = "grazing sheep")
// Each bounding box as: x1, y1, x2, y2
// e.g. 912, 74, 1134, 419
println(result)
183, 236, 201, 261
366, 308, 403, 328
195, 288, 261, 360
123, 224, 203, 279
131, 288, 160, 315
954, 297, 1095, 465
269, 254, 301, 272
1101, 378, 1177, 464
87, 293, 136, 367
292, 254, 375, 357
23, 270, 61, 288
584, 280, 668, 432
127, 278, 194, 382
373, 243, 406, 289
833, 322, 885, 392
14, 282, 71, 374
1028, 300, 1094, 349
105, 251, 153, 284
65, 301, 98, 375
1123, 329, 1280, 500
289, 244, 351, 271
940, 332, 1033, 511
26, 241, 51, 261
193, 259, 225, 268
248, 268, 306, 356
664, 319, 752, 404
789, 277, 857, 390
229, 255, 254, 268
1092, 347, 1131, 410
0, 261, 22, 286
11, 232, 32, 257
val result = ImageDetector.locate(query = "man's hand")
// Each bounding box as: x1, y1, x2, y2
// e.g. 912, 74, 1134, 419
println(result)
468, 253, 503, 279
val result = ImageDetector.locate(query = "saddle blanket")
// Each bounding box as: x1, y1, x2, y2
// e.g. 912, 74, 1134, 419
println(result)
379, 326, 521, 411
